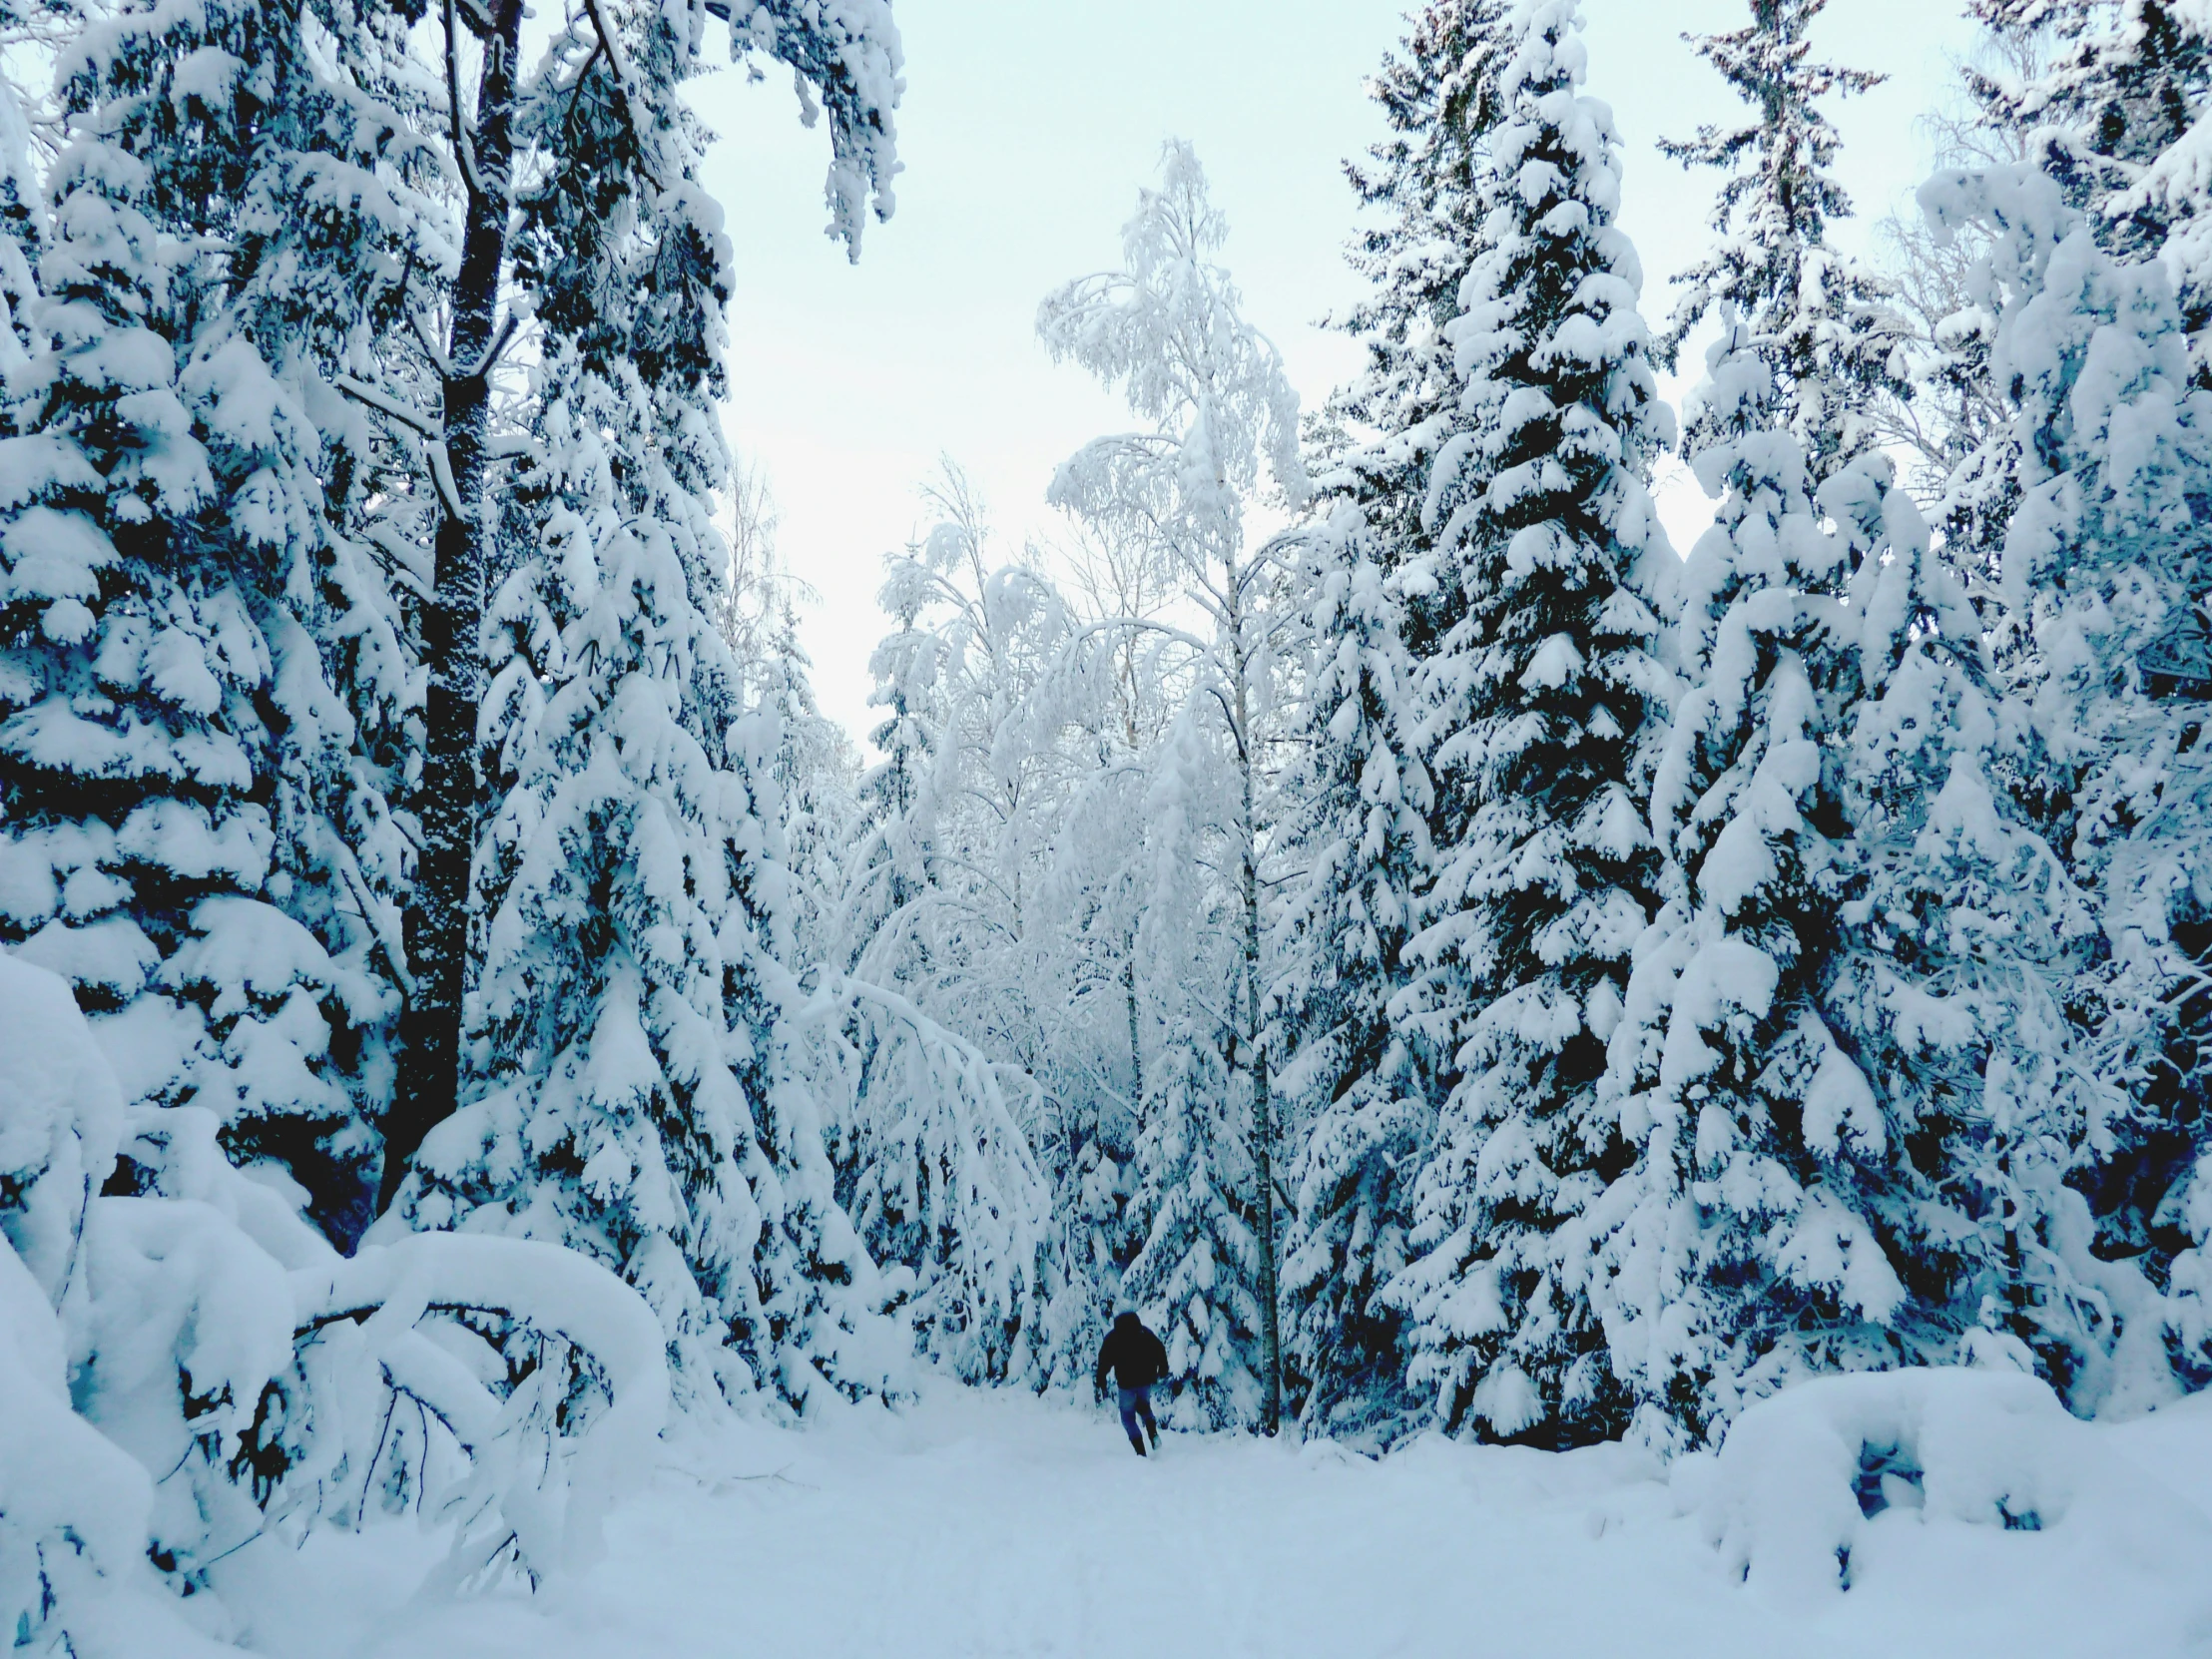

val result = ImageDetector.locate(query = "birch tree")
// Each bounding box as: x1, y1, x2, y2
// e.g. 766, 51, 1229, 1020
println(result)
1038, 141, 1308, 1430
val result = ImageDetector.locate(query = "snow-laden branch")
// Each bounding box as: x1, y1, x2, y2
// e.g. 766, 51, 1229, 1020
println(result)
793, 972, 1050, 1382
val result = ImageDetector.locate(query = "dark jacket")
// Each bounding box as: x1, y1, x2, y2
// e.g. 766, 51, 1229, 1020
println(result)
1095, 1313, 1170, 1391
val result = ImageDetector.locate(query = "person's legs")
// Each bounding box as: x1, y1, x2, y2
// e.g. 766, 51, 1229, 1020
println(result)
1117, 1387, 1148, 1455
1132, 1386, 1159, 1449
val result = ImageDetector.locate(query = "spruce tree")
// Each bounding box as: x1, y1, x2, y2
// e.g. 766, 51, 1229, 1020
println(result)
1319, 0, 1510, 547
1923, 157, 2212, 1403
1117, 713, 1268, 1427
1819, 448, 2154, 1409
1275, 2, 1518, 1440
1577, 323, 1899, 1449
1379, 0, 1673, 1445
1659, 0, 1902, 481
388, 0, 903, 1409
1274, 506, 1435, 1441
1966, 1, 2212, 373
3, 29, 407, 1245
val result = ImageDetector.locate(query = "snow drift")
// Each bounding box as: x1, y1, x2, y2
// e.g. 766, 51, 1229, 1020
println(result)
0, 952, 669, 1652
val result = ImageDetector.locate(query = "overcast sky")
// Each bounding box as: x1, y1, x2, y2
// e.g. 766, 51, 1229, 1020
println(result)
689, 0, 1976, 746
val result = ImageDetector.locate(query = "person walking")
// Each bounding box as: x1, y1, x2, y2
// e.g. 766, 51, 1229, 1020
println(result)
1094, 1308, 1170, 1456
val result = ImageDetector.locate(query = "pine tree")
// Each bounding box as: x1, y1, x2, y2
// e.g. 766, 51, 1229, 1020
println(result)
1378, 0, 1674, 1446
1659, 0, 1902, 481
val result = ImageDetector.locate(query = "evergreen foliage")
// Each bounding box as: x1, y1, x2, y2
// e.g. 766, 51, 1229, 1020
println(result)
10, 9, 2212, 1648
1579, 323, 1893, 1450
1275, 507, 1435, 1442
1, 32, 406, 1247
1658, 0, 1903, 479
1378, 0, 1675, 1446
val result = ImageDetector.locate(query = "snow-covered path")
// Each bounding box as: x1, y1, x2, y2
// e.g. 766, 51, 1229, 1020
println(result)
222, 1385, 2212, 1659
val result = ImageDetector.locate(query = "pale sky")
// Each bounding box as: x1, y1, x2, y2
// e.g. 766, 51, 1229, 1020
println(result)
689, 0, 1977, 747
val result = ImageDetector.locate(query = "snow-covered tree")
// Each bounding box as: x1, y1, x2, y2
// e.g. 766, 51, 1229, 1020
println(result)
1271, 4, 1522, 1442
831, 467, 1174, 1390
1274, 505, 1435, 1442
1922, 156, 2212, 1404
1658, 0, 1902, 480
1576, 324, 1896, 1449
326, 0, 906, 1211
1039, 139, 1308, 1429
1963, 1, 2212, 374
0, 940, 672, 1652
1318, 0, 1512, 544
386, 0, 905, 1412
1868, 18, 2048, 505
1817, 448, 2160, 1413
1115, 710, 1270, 1426
804, 975, 1049, 1382
0, 92, 400, 1251
1378, 0, 1675, 1446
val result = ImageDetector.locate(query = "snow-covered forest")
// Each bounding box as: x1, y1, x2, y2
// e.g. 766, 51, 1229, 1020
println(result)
1, 0, 2210, 1650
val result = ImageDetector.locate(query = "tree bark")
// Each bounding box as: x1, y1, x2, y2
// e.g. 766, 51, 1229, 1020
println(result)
381, 0, 524, 1213
1123, 925, 1144, 1113
1227, 555, 1283, 1434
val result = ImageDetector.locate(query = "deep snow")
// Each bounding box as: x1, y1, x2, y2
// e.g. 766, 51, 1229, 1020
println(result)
207, 1382, 2212, 1659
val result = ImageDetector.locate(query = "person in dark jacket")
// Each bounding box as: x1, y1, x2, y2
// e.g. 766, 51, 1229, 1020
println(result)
1094, 1309, 1170, 1455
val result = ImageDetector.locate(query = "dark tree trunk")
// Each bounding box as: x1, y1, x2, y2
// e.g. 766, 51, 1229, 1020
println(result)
1227, 555, 1282, 1435
381, 0, 524, 1213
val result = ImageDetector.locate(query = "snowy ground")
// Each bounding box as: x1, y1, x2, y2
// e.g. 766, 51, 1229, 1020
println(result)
213, 1382, 2212, 1659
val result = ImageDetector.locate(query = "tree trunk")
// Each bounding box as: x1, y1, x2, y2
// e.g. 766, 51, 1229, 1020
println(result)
1228, 564, 1282, 1435
1123, 924, 1143, 1111
381, 0, 524, 1213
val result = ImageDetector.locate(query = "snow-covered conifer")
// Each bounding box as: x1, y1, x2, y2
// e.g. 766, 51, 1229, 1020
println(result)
1116, 713, 1268, 1427
1817, 447, 2164, 1412
1964, 2, 2212, 373
1379, 0, 1674, 1445
389, 0, 904, 1411
0, 0, 427, 1246
1274, 506, 1436, 1442
1271, 6, 1517, 1441
1576, 323, 1895, 1448
851, 552, 949, 944
0, 116, 398, 1249
1922, 158, 2212, 1403
1659, 0, 1903, 479
1319, 0, 1511, 543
